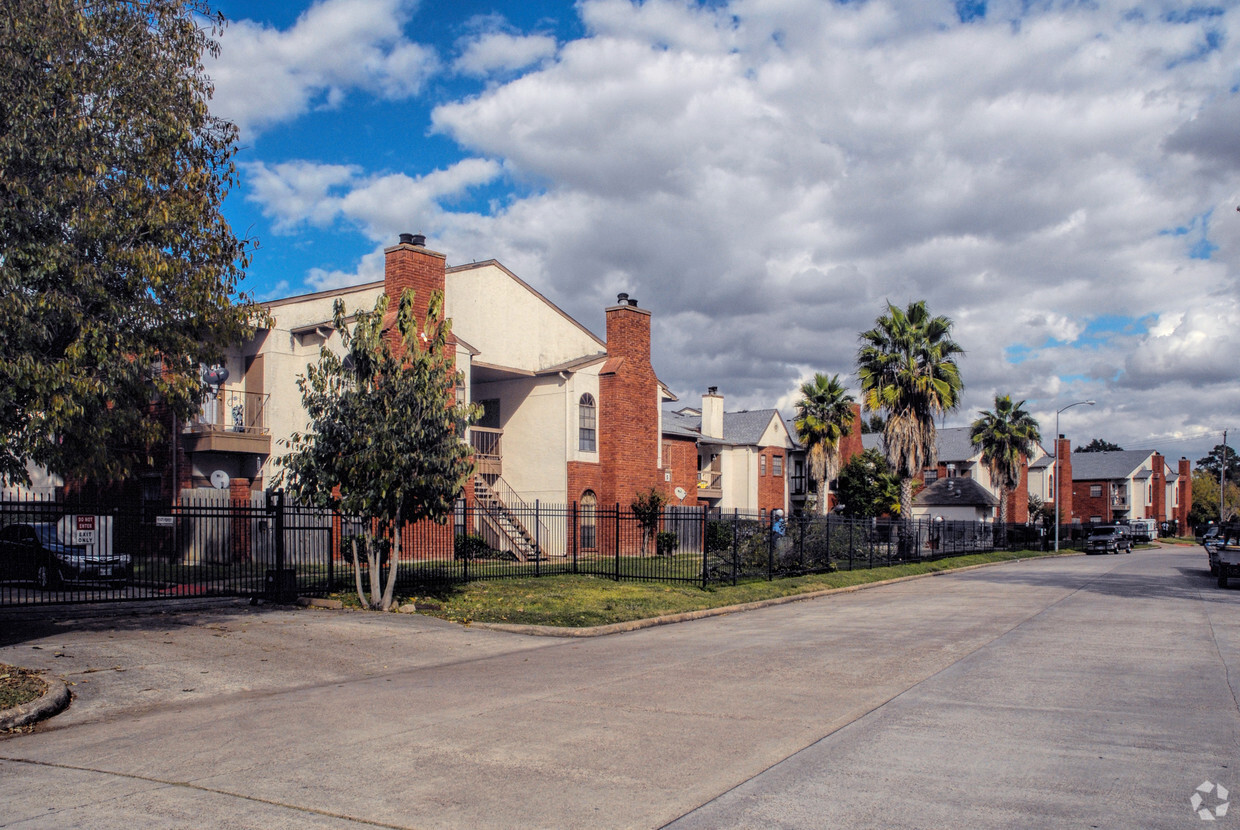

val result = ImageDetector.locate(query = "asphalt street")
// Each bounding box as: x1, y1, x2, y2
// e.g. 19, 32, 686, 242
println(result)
1, 545, 1237, 829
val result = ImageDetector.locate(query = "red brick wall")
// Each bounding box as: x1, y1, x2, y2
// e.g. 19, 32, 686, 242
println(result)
1007, 457, 1030, 523
599, 301, 660, 509
757, 447, 786, 515
567, 461, 604, 507
838, 403, 863, 467
661, 437, 701, 508
1072, 481, 1110, 523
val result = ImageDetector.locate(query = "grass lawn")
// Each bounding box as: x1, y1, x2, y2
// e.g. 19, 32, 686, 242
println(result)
0, 664, 45, 711
343, 547, 1071, 628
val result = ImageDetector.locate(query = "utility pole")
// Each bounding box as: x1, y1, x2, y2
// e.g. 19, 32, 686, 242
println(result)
1223, 429, 1229, 525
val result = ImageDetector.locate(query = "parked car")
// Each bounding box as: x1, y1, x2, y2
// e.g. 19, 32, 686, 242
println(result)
1216, 532, 1240, 588
1199, 526, 1221, 547
0, 522, 132, 589
1085, 525, 1132, 555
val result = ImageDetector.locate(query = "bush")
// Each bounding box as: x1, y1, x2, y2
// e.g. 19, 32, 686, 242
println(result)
656, 531, 678, 557
705, 520, 733, 553
454, 534, 493, 560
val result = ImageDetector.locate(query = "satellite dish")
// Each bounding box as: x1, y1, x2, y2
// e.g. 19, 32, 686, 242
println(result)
202, 365, 230, 387
674, 486, 687, 502
210, 470, 230, 490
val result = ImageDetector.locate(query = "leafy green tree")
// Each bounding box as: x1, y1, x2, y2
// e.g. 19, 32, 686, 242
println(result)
1191, 469, 1240, 527
279, 289, 477, 611
1077, 438, 1124, 453
631, 487, 668, 555
0, 0, 262, 485
859, 412, 886, 434
1196, 444, 1240, 482
970, 395, 1041, 525
856, 300, 964, 518
835, 448, 901, 518
1027, 494, 1054, 527
794, 373, 856, 516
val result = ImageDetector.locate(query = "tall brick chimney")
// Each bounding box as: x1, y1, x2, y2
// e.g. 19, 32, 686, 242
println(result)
1150, 453, 1166, 520
1055, 435, 1073, 524
599, 293, 659, 506
1178, 457, 1193, 533
384, 232, 446, 337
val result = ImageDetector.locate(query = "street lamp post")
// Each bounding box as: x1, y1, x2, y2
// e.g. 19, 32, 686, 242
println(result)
1054, 400, 1096, 552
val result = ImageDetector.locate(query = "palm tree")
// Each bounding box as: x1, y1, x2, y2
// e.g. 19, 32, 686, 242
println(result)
970, 394, 1041, 525
794, 373, 856, 515
856, 300, 964, 518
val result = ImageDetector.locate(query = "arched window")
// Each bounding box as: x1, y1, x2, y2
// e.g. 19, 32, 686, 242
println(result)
580, 490, 597, 550
579, 393, 597, 452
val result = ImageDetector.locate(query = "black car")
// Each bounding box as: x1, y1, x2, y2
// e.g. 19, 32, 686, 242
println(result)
1085, 525, 1132, 555
0, 522, 132, 589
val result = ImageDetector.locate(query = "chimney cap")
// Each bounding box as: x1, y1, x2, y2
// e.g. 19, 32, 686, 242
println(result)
627, 298, 638, 307
616, 292, 628, 304
399, 232, 426, 247
707, 386, 718, 396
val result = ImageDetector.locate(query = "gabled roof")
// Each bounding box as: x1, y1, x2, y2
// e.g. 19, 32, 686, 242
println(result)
661, 406, 790, 447
724, 410, 783, 446
1069, 450, 1155, 481
936, 427, 981, 462
913, 477, 999, 507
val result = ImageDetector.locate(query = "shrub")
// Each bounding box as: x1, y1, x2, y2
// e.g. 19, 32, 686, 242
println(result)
656, 531, 678, 557
705, 520, 733, 553
454, 534, 493, 560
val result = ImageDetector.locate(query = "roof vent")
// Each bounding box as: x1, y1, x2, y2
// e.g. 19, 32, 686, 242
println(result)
707, 386, 718, 395
627, 298, 638, 307
399, 233, 426, 247
616, 293, 628, 304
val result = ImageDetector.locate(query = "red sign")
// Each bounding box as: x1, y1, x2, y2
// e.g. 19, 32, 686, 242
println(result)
76, 515, 95, 531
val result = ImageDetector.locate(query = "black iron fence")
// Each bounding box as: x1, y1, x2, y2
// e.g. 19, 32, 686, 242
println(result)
0, 490, 1060, 607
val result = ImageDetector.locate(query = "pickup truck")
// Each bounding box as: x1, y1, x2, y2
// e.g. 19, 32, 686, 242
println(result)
1217, 534, 1240, 588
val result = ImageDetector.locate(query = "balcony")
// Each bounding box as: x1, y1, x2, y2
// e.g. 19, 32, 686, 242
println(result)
697, 470, 722, 499
790, 475, 807, 497
470, 427, 502, 477
1112, 490, 1129, 507
181, 389, 271, 455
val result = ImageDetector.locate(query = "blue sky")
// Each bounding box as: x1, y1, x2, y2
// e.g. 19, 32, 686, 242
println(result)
203, 0, 1240, 461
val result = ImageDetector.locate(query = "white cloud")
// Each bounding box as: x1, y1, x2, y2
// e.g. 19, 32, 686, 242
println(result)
454, 32, 558, 77
243, 0, 1240, 460
208, 0, 438, 135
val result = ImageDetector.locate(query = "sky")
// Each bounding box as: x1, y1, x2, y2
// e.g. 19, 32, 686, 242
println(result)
203, 0, 1240, 464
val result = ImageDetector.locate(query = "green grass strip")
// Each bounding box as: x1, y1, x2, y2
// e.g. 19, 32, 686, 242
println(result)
356, 547, 1071, 628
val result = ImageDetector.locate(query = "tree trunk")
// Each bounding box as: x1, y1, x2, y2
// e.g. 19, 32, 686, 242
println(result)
900, 476, 914, 520
351, 537, 366, 608
380, 524, 400, 611
997, 486, 1009, 527
818, 480, 829, 516
367, 535, 382, 609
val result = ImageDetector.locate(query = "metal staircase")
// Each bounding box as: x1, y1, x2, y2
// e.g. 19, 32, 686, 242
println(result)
473, 476, 544, 561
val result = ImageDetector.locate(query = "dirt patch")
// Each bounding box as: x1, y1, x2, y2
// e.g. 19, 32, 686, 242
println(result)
0, 663, 46, 710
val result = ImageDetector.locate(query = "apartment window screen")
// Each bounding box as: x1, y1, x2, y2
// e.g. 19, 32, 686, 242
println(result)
760, 455, 767, 476
579, 394, 597, 452
773, 456, 783, 477
1090, 485, 1102, 497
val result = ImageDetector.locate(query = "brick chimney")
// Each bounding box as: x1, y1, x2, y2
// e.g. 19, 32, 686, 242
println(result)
1150, 453, 1166, 520
384, 232, 446, 336
599, 293, 659, 506
1055, 435, 1073, 524
1179, 457, 1193, 532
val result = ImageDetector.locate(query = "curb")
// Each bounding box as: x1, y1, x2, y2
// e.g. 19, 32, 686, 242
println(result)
472, 551, 1085, 638
0, 675, 70, 731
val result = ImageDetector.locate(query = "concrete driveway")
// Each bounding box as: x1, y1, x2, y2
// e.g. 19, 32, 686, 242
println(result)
1, 545, 1237, 828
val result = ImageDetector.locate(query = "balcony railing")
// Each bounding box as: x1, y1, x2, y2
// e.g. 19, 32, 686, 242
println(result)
697, 470, 722, 498
790, 475, 807, 496
1112, 491, 1129, 507
470, 427, 503, 477
186, 390, 269, 435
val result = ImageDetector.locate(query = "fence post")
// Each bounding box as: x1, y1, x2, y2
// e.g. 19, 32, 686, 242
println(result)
700, 505, 708, 590
571, 501, 579, 574
731, 510, 739, 585
535, 499, 541, 577
327, 506, 336, 594
272, 490, 286, 573
767, 515, 774, 581
614, 503, 621, 581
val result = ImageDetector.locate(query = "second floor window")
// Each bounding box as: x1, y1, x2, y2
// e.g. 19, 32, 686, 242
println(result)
760, 455, 767, 476
579, 394, 597, 452
773, 455, 783, 477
